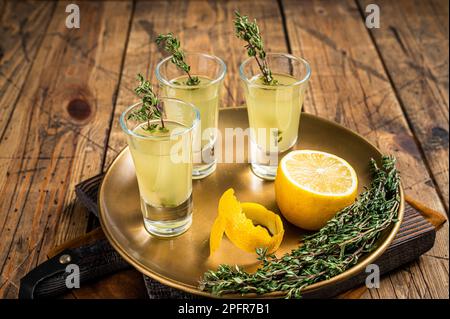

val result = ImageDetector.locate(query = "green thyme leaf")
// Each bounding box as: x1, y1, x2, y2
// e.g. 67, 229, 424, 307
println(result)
234, 11, 278, 85
128, 74, 166, 131
156, 33, 200, 86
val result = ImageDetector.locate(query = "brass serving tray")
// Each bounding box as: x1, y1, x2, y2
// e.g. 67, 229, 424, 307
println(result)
99, 107, 404, 298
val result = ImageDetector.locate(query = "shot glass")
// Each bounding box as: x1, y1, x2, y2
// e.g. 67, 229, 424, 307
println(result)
156, 52, 226, 179
239, 53, 311, 180
120, 98, 200, 237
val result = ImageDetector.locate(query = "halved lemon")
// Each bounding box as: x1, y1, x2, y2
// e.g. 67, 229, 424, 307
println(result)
275, 150, 358, 230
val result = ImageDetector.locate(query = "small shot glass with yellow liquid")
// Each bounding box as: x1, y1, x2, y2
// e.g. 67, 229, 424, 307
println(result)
120, 98, 200, 237
156, 53, 226, 179
239, 53, 311, 180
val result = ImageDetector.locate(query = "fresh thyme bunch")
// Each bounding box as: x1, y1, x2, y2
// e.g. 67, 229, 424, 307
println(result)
128, 74, 167, 132
200, 156, 400, 298
234, 11, 277, 85
155, 33, 200, 86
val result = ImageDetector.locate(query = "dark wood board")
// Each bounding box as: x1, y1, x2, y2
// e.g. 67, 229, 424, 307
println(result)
69, 174, 436, 299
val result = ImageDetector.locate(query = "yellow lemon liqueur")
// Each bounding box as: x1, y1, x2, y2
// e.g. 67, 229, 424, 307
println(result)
120, 75, 199, 237
235, 12, 311, 180
156, 34, 226, 179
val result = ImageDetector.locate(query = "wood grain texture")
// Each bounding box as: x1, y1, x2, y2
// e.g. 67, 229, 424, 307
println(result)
359, 0, 449, 212
0, 1, 133, 298
282, 0, 448, 299
0, 0, 447, 299
0, 1, 56, 147
104, 0, 288, 167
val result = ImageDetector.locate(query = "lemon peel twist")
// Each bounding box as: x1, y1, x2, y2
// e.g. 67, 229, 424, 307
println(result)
209, 189, 284, 255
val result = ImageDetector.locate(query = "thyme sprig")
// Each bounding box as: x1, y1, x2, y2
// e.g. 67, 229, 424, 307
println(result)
234, 11, 277, 85
128, 74, 167, 132
200, 156, 400, 298
156, 33, 200, 86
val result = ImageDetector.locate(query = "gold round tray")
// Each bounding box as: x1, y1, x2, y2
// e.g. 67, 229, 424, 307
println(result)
99, 107, 404, 298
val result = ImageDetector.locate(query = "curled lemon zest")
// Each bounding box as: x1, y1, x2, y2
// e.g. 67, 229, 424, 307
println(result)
209, 189, 284, 255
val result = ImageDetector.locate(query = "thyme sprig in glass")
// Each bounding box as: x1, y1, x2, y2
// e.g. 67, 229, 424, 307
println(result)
128, 73, 167, 133
200, 156, 400, 298
234, 11, 277, 85
155, 33, 200, 86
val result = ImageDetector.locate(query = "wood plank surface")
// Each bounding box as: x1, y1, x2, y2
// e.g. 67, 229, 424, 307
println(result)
0, 0, 133, 298
359, 0, 449, 212
0, 1, 56, 149
0, 0, 447, 299
282, 0, 448, 299
104, 0, 288, 166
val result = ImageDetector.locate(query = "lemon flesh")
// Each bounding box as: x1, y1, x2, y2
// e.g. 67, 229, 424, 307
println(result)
275, 150, 358, 230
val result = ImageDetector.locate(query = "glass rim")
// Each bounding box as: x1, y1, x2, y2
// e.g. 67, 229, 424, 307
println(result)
155, 52, 227, 89
239, 52, 311, 89
119, 97, 200, 140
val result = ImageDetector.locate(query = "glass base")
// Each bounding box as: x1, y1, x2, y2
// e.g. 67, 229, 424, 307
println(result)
192, 142, 217, 179
141, 194, 193, 237
249, 138, 279, 181
249, 136, 298, 181
192, 161, 217, 179
250, 163, 277, 180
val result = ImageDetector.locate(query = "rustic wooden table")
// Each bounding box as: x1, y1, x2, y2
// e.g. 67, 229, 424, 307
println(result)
0, 0, 448, 299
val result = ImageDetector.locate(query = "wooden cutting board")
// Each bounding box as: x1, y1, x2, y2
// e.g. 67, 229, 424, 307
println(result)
54, 174, 440, 299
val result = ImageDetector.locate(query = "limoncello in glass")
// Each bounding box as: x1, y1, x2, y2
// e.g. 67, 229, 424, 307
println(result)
156, 53, 226, 179
120, 98, 199, 237
240, 53, 311, 180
